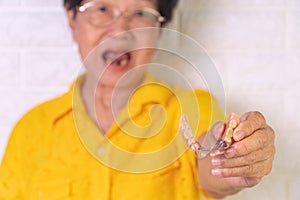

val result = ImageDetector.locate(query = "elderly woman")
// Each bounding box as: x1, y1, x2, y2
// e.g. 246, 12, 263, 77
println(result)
0, 0, 275, 199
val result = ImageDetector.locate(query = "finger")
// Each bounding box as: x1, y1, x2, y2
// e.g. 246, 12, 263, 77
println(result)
225, 127, 274, 158
225, 177, 261, 188
233, 111, 266, 141
212, 144, 275, 168
211, 121, 226, 139
199, 121, 225, 148
211, 157, 274, 178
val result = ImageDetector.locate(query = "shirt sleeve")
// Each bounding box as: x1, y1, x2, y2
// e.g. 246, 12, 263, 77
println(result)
0, 123, 26, 199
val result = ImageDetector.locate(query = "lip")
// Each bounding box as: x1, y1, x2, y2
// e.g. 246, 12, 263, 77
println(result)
102, 50, 132, 71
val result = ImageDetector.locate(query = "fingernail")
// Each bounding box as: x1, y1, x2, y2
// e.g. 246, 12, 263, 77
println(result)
210, 150, 224, 157
212, 158, 222, 166
211, 169, 222, 176
225, 148, 235, 158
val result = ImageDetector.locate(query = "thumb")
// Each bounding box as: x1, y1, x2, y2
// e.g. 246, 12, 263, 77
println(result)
200, 122, 226, 150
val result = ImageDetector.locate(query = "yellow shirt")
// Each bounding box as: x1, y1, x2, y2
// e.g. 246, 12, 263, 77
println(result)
0, 74, 224, 200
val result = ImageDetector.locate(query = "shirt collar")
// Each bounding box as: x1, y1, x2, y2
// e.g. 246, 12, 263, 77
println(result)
51, 72, 174, 127
50, 74, 84, 127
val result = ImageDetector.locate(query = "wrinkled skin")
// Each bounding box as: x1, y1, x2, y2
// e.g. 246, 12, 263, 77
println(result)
198, 111, 275, 198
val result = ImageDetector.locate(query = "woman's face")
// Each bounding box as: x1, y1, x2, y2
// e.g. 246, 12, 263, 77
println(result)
66, 0, 161, 88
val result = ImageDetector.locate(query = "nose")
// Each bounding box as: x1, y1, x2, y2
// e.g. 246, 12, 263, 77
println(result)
112, 14, 130, 33
105, 18, 134, 44
105, 13, 136, 41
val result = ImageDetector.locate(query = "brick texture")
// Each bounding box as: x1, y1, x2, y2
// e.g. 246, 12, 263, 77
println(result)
0, 1, 299, 199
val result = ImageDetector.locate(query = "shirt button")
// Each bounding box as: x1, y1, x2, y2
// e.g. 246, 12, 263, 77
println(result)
98, 147, 105, 156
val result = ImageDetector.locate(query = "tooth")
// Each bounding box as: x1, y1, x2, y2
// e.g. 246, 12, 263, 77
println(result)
120, 59, 128, 66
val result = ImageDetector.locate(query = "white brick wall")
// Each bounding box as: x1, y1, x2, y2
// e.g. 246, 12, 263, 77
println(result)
0, 1, 81, 160
0, 0, 299, 199
172, 1, 300, 199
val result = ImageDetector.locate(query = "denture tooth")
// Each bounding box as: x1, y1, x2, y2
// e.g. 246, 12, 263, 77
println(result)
223, 118, 239, 147
187, 138, 194, 146
210, 150, 222, 157
224, 127, 233, 143
183, 131, 190, 138
190, 141, 200, 152
229, 120, 238, 129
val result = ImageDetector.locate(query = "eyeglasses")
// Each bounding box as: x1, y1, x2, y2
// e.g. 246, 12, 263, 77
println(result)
77, 1, 165, 28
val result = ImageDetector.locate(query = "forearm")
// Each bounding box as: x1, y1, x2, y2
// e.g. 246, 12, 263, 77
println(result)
196, 112, 275, 199
197, 155, 242, 199
196, 132, 242, 199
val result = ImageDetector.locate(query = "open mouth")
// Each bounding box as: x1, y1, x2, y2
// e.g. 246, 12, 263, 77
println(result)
102, 51, 132, 69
